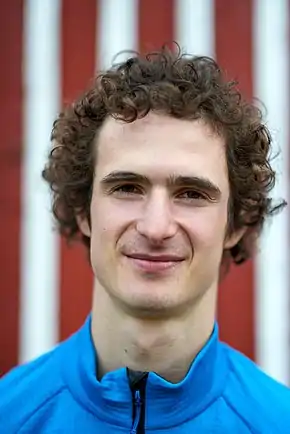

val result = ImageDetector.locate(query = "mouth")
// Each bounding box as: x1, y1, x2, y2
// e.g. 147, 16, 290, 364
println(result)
123, 253, 185, 273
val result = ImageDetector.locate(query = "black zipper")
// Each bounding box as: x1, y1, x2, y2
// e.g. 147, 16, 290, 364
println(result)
127, 369, 148, 434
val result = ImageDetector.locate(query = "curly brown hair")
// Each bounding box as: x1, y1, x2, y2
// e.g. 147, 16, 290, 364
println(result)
42, 45, 286, 266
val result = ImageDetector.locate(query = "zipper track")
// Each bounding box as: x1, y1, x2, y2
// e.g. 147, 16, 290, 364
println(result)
127, 369, 148, 434
130, 390, 142, 434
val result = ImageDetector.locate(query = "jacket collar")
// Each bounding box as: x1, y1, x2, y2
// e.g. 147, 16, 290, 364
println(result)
61, 315, 227, 429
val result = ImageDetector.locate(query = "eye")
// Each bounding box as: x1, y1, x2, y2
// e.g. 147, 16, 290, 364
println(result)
177, 190, 207, 201
112, 184, 143, 195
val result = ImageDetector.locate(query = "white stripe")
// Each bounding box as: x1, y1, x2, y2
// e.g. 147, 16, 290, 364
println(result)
20, 0, 60, 363
94, 0, 137, 292
175, 0, 215, 58
253, 0, 290, 385
96, 0, 138, 70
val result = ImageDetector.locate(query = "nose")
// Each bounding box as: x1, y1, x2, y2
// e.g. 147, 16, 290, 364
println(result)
136, 189, 177, 243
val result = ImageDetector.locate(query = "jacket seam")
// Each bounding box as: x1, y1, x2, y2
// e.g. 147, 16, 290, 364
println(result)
223, 350, 261, 434
17, 385, 67, 433
222, 394, 259, 434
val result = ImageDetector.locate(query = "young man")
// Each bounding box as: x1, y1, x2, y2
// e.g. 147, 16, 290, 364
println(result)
1, 46, 290, 433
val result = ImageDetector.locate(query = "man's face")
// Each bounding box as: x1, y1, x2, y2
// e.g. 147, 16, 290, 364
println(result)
80, 113, 240, 317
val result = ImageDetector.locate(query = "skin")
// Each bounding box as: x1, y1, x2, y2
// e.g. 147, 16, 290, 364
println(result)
78, 112, 244, 383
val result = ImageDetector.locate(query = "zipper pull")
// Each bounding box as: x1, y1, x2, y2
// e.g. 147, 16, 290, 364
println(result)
130, 390, 142, 434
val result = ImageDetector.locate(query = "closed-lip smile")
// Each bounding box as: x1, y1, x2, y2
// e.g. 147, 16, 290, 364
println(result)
125, 253, 185, 262
124, 252, 185, 273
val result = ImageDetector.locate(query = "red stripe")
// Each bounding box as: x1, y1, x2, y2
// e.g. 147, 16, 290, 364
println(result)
138, 0, 174, 53
60, 0, 96, 341
215, 0, 255, 360
0, 0, 23, 374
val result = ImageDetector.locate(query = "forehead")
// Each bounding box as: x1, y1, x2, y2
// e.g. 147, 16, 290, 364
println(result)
96, 112, 228, 186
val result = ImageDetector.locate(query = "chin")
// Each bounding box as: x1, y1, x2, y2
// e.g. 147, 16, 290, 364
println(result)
116, 283, 189, 319
122, 300, 181, 319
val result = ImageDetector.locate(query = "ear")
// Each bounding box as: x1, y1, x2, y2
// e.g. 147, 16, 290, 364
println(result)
76, 214, 91, 238
224, 226, 247, 250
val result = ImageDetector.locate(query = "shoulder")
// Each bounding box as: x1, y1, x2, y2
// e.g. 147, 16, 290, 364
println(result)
221, 343, 290, 432
0, 343, 67, 432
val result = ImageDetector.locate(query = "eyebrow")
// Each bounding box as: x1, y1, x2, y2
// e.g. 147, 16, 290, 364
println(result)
100, 171, 222, 198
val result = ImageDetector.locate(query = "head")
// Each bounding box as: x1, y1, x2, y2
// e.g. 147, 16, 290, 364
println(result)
43, 45, 285, 318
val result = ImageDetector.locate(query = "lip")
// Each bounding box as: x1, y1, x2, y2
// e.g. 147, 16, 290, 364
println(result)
124, 253, 185, 273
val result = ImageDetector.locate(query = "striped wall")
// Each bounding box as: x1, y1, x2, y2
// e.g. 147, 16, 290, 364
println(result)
0, 0, 289, 386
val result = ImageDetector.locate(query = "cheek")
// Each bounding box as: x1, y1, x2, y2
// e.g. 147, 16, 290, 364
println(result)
90, 198, 141, 245
181, 206, 228, 250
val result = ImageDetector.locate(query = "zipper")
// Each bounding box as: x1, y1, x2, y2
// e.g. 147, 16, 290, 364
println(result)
130, 390, 142, 434
127, 369, 148, 434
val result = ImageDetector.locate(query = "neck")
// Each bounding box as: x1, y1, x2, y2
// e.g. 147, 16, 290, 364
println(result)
91, 284, 217, 384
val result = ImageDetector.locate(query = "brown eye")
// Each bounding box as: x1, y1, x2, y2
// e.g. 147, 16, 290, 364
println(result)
113, 184, 142, 195
178, 190, 206, 200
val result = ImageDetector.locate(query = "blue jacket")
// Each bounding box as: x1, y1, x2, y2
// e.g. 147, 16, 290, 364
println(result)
1, 315, 290, 433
